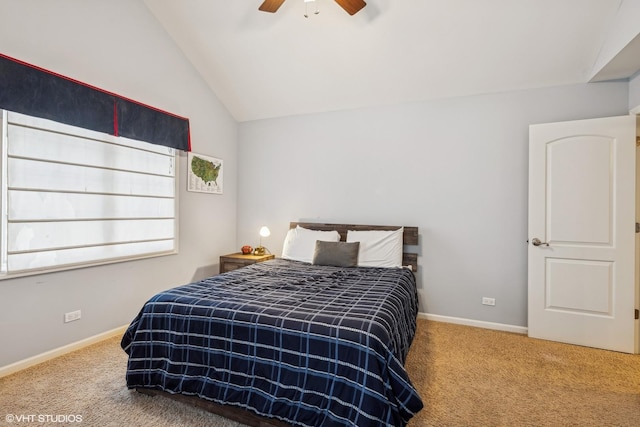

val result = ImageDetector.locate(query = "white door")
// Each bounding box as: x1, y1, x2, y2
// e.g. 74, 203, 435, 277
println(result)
528, 115, 638, 353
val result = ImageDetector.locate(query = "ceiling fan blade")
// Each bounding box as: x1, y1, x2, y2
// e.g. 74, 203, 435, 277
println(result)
335, 0, 366, 15
259, 0, 286, 13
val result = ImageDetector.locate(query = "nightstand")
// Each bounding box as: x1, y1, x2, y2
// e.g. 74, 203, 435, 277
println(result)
219, 253, 275, 274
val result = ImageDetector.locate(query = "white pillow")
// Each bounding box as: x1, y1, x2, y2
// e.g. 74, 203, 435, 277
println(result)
346, 227, 403, 268
281, 226, 341, 263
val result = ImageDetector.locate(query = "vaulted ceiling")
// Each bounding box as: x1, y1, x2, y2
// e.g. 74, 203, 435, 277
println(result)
143, 0, 639, 122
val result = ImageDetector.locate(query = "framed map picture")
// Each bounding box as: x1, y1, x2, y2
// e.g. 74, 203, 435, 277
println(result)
188, 152, 223, 194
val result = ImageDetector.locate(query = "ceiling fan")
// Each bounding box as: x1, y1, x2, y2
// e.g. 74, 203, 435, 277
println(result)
259, 0, 366, 16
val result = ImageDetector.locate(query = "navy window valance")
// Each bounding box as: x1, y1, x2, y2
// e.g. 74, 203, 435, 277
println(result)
0, 53, 190, 151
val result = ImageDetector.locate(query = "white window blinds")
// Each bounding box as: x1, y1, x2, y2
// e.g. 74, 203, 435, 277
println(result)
1, 110, 177, 276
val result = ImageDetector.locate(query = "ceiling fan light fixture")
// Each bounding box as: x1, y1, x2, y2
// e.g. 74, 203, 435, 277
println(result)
259, 0, 365, 16
304, 0, 319, 18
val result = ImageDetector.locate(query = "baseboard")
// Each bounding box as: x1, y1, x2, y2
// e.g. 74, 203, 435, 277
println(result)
418, 312, 528, 335
0, 325, 128, 379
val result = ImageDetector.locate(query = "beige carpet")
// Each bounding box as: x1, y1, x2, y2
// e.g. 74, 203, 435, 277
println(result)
406, 321, 640, 426
1, 319, 639, 426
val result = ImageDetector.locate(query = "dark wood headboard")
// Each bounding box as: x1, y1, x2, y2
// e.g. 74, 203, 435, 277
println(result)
290, 222, 419, 271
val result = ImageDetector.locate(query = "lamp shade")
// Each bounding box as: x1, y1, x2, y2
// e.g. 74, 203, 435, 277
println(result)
259, 226, 271, 238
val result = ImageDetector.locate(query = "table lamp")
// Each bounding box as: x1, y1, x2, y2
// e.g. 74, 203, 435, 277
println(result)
254, 226, 271, 255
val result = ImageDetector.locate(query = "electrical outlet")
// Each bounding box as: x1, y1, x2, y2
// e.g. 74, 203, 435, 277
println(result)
64, 310, 82, 323
482, 297, 496, 306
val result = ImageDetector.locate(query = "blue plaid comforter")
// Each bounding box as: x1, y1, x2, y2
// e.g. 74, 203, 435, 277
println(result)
121, 259, 423, 426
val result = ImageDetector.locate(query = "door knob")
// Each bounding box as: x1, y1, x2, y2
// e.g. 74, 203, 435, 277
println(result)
531, 238, 549, 247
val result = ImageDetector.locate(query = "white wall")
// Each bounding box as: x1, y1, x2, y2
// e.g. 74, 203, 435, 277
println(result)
237, 82, 629, 328
0, 0, 237, 367
630, 72, 640, 111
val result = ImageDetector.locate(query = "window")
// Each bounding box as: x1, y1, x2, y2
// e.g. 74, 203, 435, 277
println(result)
0, 110, 177, 277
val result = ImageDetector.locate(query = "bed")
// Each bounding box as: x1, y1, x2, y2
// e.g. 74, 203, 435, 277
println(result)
121, 222, 423, 426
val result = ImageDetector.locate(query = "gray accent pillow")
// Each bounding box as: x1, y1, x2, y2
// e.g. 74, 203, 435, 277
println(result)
312, 241, 360, 267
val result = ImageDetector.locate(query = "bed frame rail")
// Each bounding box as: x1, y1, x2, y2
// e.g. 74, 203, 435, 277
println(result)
136, 388, 291, 427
